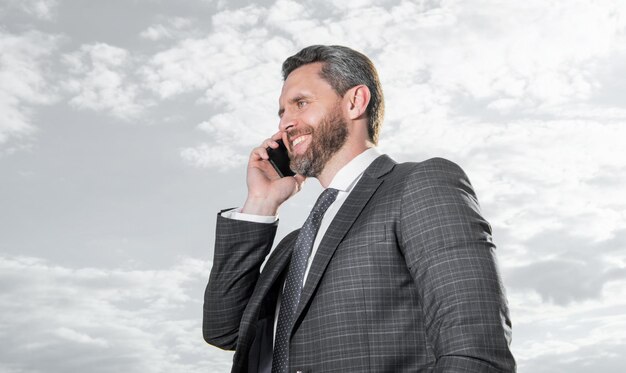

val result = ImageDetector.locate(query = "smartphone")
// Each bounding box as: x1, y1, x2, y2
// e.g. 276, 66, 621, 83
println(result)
267, 139, 295, 177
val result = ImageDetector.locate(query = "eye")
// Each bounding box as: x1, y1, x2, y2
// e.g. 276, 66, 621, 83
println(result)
297, 100, 307, 109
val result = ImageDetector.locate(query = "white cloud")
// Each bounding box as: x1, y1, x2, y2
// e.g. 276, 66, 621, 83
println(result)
4, 0, 58, 20
63, 43, 147, 120
0, 30, 57, 152
181, 142, 248, 170
508, 279, 626, 372
54, 327, 110, 348
139, 17, 195, 41
26, 0, 58, 20
374, 0, 626, 126
140, 5, 296, 170
0, 255, 233, 373
133, 0, 626, 172
141, 5, 292, 100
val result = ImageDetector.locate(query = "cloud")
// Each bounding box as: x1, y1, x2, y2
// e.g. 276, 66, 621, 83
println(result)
0, 30, 58, 153
520, 343, 626, 373
63, 43, 147, 120
132, 0, 626, 173
507, 254, 626, 305
371, 1, 626, 135
181, 142, 248, 170
141, 5, 292, 100
0, 255, 233, 373
140, 4, 297, 170
139, 17, 195, 41
3, 0, 58, 20
54, 327, 110, 348
498, 225, 626, 305
508, 278, 626, 372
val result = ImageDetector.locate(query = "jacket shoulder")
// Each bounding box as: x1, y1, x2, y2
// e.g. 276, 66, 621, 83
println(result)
393, 157, 468, 183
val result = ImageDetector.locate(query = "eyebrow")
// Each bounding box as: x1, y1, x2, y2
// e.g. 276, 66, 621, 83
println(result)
278, 94, 309, 118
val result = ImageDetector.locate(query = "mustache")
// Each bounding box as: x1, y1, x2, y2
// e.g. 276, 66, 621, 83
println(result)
287, 128, 313, 143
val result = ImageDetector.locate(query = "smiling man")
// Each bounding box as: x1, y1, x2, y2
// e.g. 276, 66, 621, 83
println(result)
203, 45, 516, 373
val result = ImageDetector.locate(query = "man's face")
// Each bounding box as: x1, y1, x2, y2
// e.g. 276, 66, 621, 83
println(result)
278, 63, 348, 177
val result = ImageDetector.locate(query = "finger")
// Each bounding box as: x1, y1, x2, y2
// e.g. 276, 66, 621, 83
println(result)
259, 157, 279, 177
271, 131, 284, 142
262, 137, 280, 149
250, 146, 270, 161
270, 131, 289, 150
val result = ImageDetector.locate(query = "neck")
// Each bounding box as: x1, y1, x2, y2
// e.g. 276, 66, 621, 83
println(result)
316, 140, 371, 188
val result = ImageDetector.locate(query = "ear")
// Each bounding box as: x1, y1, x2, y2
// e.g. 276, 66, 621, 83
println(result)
345, 84, 371, 120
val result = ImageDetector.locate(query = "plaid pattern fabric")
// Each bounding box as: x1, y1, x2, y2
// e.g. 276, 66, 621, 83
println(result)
204, 155, 516, 373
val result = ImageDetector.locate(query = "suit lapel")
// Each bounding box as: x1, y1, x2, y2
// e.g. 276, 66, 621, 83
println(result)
292, 154, 396, 327
253, 230, 299, 308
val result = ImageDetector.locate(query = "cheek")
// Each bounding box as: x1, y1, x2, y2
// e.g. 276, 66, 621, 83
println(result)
302, 108, 327, 127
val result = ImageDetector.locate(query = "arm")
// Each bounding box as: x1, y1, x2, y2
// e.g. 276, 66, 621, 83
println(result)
203, 133, 305, 350
399, 158, 516, 372
202, 212, 278, 350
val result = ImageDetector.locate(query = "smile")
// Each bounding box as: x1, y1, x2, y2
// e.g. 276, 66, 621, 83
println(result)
292, 136, 307, 146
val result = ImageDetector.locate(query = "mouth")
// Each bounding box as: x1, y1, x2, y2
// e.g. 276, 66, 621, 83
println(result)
290, 134, 311, 153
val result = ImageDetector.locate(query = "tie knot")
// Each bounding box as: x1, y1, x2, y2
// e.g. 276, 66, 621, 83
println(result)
311, 188, 339, 216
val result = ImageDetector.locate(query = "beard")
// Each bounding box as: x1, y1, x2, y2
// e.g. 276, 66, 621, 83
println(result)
288, 107, 348, 178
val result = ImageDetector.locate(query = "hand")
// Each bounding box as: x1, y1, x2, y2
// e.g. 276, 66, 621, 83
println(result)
242, 132, 305, 215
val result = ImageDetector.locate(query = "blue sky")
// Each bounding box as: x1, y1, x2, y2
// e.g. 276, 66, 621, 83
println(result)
1, 0, 625, 372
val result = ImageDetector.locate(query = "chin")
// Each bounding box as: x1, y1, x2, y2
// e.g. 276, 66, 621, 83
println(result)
291, 156, 321, 178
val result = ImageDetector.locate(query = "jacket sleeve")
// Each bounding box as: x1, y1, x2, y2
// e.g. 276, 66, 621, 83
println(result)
399, 158, 516, 372
203, 212, 278, 350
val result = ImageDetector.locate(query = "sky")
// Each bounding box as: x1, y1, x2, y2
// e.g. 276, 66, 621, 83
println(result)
1, 0, 625, 372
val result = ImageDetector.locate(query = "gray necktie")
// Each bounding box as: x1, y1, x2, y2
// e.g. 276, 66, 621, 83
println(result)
271, 188, 339, 373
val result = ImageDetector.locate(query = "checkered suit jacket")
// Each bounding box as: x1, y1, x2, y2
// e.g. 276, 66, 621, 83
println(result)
204, 155, 516, 372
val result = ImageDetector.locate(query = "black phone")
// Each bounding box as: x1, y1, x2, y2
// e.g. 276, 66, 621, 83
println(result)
267, 139, 295, 177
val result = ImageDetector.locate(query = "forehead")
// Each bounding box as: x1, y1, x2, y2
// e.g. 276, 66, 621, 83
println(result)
279, 62, 336, 103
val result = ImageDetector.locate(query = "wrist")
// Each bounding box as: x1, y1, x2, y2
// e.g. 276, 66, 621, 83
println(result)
242, 197, 279, 216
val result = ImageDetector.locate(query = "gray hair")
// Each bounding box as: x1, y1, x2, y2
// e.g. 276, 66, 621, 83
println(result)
281, 45, 385, 145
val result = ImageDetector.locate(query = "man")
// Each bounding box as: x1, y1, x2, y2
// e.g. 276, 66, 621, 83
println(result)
204, 45, 516, 373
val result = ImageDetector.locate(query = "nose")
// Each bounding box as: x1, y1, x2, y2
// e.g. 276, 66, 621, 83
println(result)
279, 114, 296, 133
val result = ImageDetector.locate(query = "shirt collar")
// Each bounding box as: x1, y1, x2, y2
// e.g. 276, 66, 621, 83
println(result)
328, 148, 382, 193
